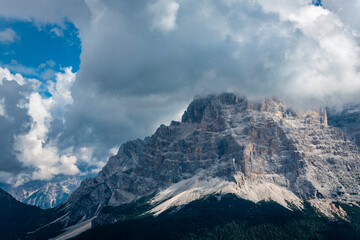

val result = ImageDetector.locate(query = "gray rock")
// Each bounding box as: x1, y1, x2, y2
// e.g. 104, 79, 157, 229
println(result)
46, 93, 360, 230
7, 176, 81, 209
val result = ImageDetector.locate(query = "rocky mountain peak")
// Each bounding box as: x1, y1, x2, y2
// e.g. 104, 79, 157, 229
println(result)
181, 93, 249, 123
260, 97, 286, 117
6, 176, 82, 209
37, 93, 360, 237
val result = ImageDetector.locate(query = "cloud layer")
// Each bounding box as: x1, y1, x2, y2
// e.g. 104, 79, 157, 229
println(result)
1, 0, 360, 185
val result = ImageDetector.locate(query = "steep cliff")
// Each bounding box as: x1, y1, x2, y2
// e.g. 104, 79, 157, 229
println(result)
33, 93, 360, 238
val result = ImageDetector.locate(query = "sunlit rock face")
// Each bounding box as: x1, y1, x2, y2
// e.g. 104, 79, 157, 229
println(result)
52, 93, 360, 227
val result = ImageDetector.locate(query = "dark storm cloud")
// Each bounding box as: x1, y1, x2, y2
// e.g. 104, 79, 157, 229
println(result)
57, 0, 341, 159
0, 80, 31, 173
57, 0, 295, 156
76, 0, 286, 96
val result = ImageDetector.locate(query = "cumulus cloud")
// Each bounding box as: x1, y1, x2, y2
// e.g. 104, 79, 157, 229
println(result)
0, 66, 85, 185
0, 66, 25, 85
0, 28, 19, 43
1, 0, 360, 185
256, 0, 360, 107
13, 67, 79, 181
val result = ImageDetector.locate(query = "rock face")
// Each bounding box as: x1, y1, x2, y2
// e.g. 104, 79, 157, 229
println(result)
46, 93, 360, 232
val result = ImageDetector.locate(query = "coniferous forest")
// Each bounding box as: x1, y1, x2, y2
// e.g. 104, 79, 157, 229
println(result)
74, 194, 360, 240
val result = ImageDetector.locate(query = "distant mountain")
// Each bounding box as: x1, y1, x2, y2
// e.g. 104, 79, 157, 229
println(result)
0, 188, 44, 239
26, 93, 360, 239
6, 176, 82, 209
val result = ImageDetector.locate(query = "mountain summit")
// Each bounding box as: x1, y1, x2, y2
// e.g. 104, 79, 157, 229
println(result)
30, 93, 360, 239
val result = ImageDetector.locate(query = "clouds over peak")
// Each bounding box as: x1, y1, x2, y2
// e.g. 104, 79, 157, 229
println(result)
1, 0, 360, 185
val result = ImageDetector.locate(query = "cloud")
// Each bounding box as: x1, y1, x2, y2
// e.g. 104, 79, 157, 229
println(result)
148, 0, 180, 33
0, 28, 19, 43
70, 0, 360, 108
0, 98, 6, 117
50, 27, 64, 37
322, 0, 360, 33
0, 66, 84, 185
1, 0, 360, 185
254, 0, 360, 108
13, 67, 79, 181
0, 66, 25, 85
3, 60, 39, 77
0, 74, 32, 178
0, 0, 90, 30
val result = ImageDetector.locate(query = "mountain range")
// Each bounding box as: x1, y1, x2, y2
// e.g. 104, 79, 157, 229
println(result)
1, 93, 360, 239
4, 176, 82, 209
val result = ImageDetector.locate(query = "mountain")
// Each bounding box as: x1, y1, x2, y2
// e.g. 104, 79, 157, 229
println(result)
6, 176, 82, 209
28, 93, 360, 239
0, 188, 44, 239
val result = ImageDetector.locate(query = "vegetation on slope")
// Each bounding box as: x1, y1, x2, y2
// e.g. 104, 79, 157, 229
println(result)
74, 194, 360, 240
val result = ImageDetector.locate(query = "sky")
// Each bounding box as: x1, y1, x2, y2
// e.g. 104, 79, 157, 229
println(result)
0, 0, 360, 186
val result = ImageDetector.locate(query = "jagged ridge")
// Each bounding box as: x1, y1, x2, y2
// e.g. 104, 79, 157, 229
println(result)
34, 93, 360, 238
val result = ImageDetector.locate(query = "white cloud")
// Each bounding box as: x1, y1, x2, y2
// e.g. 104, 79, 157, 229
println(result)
0, 28, 19, 43
13, 67, 79, 181
254, 0, 360, 107
0, 66, 25, 85
109, 147, 118, 156
148, 0, 180, 33
0, 64, 107, 185
322, 0, 360, 34
47, 67, 76, 118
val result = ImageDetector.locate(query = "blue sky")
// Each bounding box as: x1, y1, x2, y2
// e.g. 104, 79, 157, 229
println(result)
0, 18, 80, 79
312, 0, 322, 7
